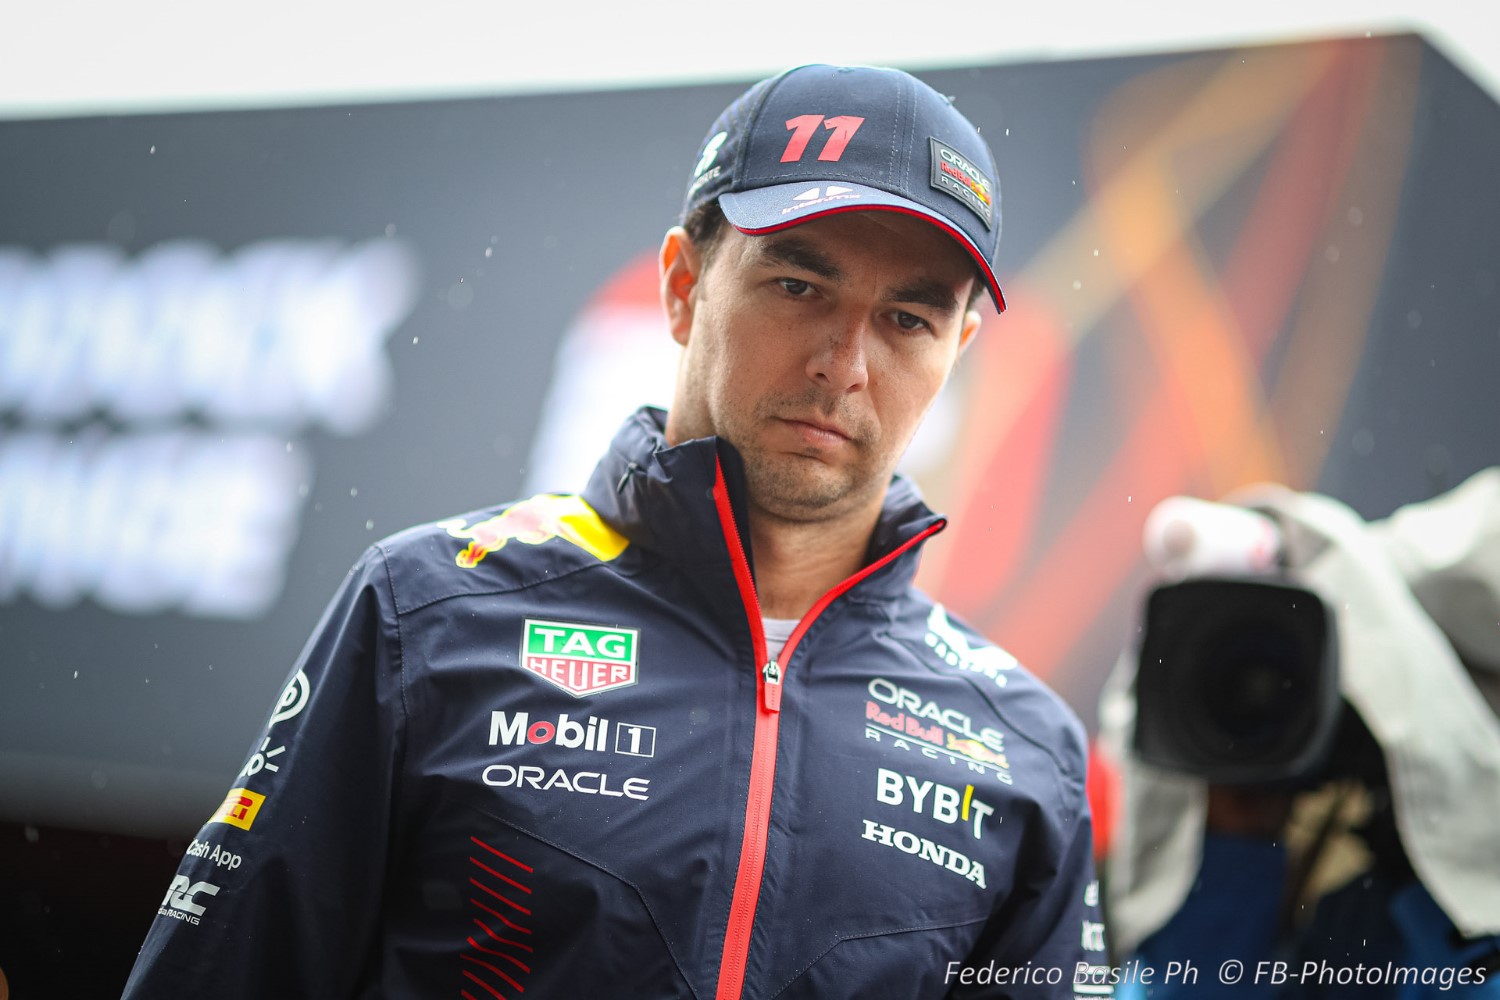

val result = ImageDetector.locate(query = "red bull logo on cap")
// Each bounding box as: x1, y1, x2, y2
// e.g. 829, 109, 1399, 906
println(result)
437, 494, 628, 569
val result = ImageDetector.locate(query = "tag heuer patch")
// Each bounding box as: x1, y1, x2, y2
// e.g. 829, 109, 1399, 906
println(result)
521, 619, 639, 697
929, 137, 994, 230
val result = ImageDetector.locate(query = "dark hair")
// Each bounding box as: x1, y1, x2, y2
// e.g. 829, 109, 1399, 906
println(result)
681, 200, 987, 312
682, 200, 731, 268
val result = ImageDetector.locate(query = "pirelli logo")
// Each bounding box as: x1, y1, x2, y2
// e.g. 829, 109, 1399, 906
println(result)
210, 787, 265, 830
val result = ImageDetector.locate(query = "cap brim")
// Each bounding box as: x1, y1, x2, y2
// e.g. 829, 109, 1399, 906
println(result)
720, 182, 1006, 314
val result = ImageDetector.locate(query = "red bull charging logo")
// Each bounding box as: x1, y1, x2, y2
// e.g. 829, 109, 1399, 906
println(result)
437, 494, 628, 569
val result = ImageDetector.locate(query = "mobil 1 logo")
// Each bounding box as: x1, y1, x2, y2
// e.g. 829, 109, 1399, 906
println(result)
489, 711, 656, 758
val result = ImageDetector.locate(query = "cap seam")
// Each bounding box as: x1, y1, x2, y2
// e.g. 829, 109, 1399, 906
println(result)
736, 67, 805, 192
893, 70, 910, 192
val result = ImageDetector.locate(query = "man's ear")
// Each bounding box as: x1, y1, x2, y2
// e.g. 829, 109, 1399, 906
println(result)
660, 227, 702, 347
958, 308, 982, 353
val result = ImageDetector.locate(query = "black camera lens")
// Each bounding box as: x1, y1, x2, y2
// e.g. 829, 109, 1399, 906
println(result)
1134, 579, 1340, 784
1186, 623, 1316, 762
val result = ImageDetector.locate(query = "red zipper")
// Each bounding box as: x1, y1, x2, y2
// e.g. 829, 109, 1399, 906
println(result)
709, 456, 945, 999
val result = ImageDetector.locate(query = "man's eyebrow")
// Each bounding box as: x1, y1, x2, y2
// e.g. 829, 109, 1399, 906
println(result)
886, 279, 960, 316
751, 236, 843, 281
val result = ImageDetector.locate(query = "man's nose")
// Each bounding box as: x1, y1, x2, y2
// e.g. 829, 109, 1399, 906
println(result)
806, 314, 870, 393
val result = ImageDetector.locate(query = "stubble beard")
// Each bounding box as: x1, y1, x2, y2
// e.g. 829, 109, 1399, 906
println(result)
735, 393, 885, 525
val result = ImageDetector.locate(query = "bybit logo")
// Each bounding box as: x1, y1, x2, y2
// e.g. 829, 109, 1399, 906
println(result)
875, 767, 996, 840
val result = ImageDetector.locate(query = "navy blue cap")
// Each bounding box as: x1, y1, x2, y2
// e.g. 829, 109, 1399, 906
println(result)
682, 64, 1005, 312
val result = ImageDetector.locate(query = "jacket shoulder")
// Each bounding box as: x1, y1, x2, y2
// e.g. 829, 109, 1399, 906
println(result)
372, 493, 632, 614
895, 594, 1090, 792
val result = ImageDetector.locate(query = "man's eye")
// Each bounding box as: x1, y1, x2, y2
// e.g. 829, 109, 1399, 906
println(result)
895, 311, 931, 332
778, 278, 813, 296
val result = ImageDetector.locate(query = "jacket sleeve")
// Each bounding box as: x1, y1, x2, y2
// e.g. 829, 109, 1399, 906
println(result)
948, 778, 1114, 999
122, 544, 407, 999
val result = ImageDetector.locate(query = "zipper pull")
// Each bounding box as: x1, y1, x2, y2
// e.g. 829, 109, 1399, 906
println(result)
762, 660, 782, 713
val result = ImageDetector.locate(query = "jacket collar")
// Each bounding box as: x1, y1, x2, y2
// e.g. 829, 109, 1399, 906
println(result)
581, 407, 946, 599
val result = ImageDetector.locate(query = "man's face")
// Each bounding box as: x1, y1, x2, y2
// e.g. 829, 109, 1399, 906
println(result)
661, 210, 981, 526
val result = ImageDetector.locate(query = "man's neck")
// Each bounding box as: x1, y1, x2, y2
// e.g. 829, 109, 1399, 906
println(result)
747, 504, 879, 621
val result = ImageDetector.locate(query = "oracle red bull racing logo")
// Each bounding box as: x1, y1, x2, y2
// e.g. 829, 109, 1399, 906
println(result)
864, 677, 1014, 784
437, 494, 628, 569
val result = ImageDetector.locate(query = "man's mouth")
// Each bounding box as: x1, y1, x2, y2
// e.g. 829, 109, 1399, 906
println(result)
780, 416, 854, 448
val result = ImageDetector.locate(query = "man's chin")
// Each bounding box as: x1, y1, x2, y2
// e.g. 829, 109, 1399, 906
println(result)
742, 459, 872, 523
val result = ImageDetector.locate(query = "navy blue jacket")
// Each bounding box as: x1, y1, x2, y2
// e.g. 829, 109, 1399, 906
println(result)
124, 407, 1108, 999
